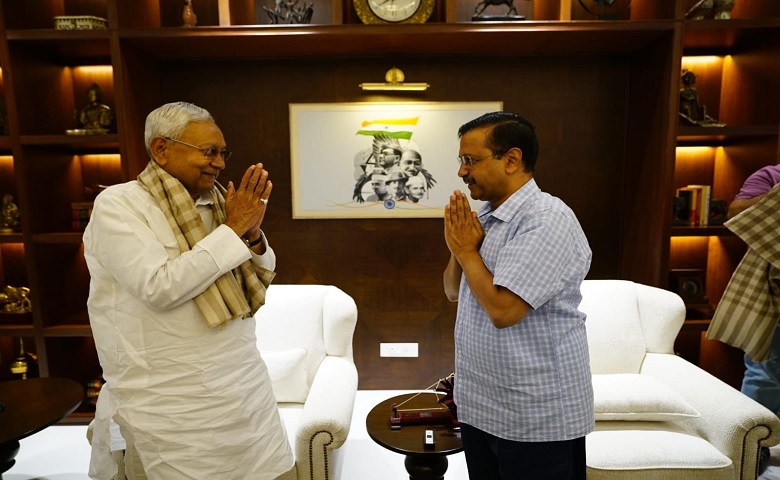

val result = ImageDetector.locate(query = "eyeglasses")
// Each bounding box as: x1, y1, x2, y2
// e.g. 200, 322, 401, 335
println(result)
164, 137, 232, 162
456, 151, 504, 167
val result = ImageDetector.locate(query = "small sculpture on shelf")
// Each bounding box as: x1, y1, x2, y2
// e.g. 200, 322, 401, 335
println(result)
263, 0, 314, 24
686, 0, 735, 20
472, 0, 527, 21
1, 193, 21, 232
577, 0, 631, 20
67, 83, 114, 135
182, 0, 198, 27
0, 285, 32, 313
8, 337, 37, 379
679, 69, 726, 127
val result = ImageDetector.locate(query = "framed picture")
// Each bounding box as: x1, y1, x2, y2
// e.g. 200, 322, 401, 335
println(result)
668, 268, 709, 306
289, 101, 503, 219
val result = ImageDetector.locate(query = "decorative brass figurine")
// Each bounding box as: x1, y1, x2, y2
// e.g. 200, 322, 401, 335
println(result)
182, 0, 197, 27
686, 0, 735, 20
472, 0, 527, 21
9, 338, 29, 379
679, 69, 726, 127
0, 285, 32, 313
1, 193, 21, 232
67, 83, 114, 135
263, 0, 313, 24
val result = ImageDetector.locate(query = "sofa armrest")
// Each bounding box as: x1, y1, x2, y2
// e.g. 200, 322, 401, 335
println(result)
640, 353, 780, 480
294, 355, 358, 480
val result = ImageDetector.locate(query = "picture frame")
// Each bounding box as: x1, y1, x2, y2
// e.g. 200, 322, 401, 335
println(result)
289, 101, 503, 219
668, 268, 709, 306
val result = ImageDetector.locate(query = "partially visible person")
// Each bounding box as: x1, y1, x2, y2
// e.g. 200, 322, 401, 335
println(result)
366, 171, 391, 202
84, 102, 293, 479
386, 171, 408, 200
727, 164, 780, 218
399, 149, 423, 178
404, 175, 426, 203
443, 111, 593, 480
713, 164, 780, 474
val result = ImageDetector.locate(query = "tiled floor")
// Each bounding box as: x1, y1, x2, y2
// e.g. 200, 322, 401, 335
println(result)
3, 390, 779, 480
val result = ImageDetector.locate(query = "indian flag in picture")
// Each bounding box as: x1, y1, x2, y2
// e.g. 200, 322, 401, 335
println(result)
356, 116, 419, 139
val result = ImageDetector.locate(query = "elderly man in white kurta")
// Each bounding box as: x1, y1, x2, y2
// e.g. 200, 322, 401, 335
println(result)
84, 102, 293, 479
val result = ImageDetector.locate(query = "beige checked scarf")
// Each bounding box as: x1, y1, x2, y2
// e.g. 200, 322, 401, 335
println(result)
706, 182, 780, 361
137, 160, 274, 328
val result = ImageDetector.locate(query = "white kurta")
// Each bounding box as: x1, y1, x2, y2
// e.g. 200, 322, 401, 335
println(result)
84, 181, 293, 479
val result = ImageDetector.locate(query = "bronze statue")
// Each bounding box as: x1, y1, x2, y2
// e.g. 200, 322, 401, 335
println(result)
472, 0, 527, 21
679, 69, 725, 127
263, 0, 313, 24
686, 0, 735, 20
1, 193, 21, 232
69, 83, 113, 135
0, 285, 31, 313
182, 0, 197, 27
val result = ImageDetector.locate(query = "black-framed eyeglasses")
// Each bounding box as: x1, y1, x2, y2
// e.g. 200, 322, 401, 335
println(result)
456, 151, 504, 167
164, 136, 232, 162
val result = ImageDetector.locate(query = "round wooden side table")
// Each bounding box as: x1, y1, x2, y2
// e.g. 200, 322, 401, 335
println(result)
366, 392, 462, 480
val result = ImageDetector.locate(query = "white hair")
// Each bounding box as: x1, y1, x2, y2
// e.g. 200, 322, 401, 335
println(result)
144, 102, 214, 157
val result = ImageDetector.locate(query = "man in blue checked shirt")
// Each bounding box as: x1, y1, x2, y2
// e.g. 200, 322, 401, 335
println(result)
443, 112, 593, 480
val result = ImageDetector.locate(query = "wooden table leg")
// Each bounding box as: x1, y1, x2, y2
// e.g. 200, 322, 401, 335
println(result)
404, 454, 448, 480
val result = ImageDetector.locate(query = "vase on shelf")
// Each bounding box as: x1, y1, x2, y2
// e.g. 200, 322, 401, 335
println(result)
182, 0, 197, 27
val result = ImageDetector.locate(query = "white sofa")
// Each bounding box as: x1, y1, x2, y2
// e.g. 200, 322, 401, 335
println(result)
581, 279, 780, 480
257, 284, 359, 480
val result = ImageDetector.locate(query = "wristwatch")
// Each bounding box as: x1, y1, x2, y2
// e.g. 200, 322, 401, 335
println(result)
243, 231, 265, 248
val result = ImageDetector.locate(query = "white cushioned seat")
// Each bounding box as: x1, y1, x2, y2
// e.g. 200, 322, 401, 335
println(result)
581, 280, 780, 480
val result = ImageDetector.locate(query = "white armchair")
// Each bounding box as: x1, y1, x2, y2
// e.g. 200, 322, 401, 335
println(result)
256, 284, 359, 480
580, 280, 780, 480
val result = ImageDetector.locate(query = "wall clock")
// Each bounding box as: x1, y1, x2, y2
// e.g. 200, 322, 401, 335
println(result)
353, 0, 435, 24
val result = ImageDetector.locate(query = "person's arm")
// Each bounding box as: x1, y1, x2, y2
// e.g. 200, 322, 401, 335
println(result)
728, 195, 765, 218
443, 190, 530, 328
85, 188, 251, 311
443, 253, 462, 302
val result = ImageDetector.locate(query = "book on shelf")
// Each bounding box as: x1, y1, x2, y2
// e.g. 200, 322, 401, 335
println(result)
686, 184, 711, 226
71, 201, 94, 232
675, 185, 712, 227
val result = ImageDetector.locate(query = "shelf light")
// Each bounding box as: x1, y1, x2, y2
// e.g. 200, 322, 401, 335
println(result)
360, 67, 429, 92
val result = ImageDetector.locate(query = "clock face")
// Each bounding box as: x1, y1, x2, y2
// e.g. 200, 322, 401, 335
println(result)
368, 0, 421, 22
354, 0, 434, 24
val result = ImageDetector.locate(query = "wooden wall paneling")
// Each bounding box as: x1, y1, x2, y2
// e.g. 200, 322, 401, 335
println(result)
22, 148, 77, 233
731, 0, 780, 19
720, 35, 780, 126
113, 0, 161, 29
0, 1, 65, 30
9, 46, 77, 135
619, 31, 678, 287
152, 45, 661, 387
31, 243, 90, 326
112, 40, 164, 180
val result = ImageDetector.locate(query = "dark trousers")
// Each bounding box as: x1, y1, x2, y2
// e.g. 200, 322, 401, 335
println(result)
460, 423, 586, 480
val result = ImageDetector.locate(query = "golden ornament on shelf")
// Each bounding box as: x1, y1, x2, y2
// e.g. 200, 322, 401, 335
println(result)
182, 0, 198, 27
67, 83, 114, 135
1, 193, 21, 233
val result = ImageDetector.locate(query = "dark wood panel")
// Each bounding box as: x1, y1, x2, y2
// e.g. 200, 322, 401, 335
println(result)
155, 52, 643, 388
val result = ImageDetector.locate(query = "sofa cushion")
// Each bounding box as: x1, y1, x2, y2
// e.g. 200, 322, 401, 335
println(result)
261, 347, 310, 403
580, 280, 647, 374
587, 426, 733, 480
593, 374, 699, 421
